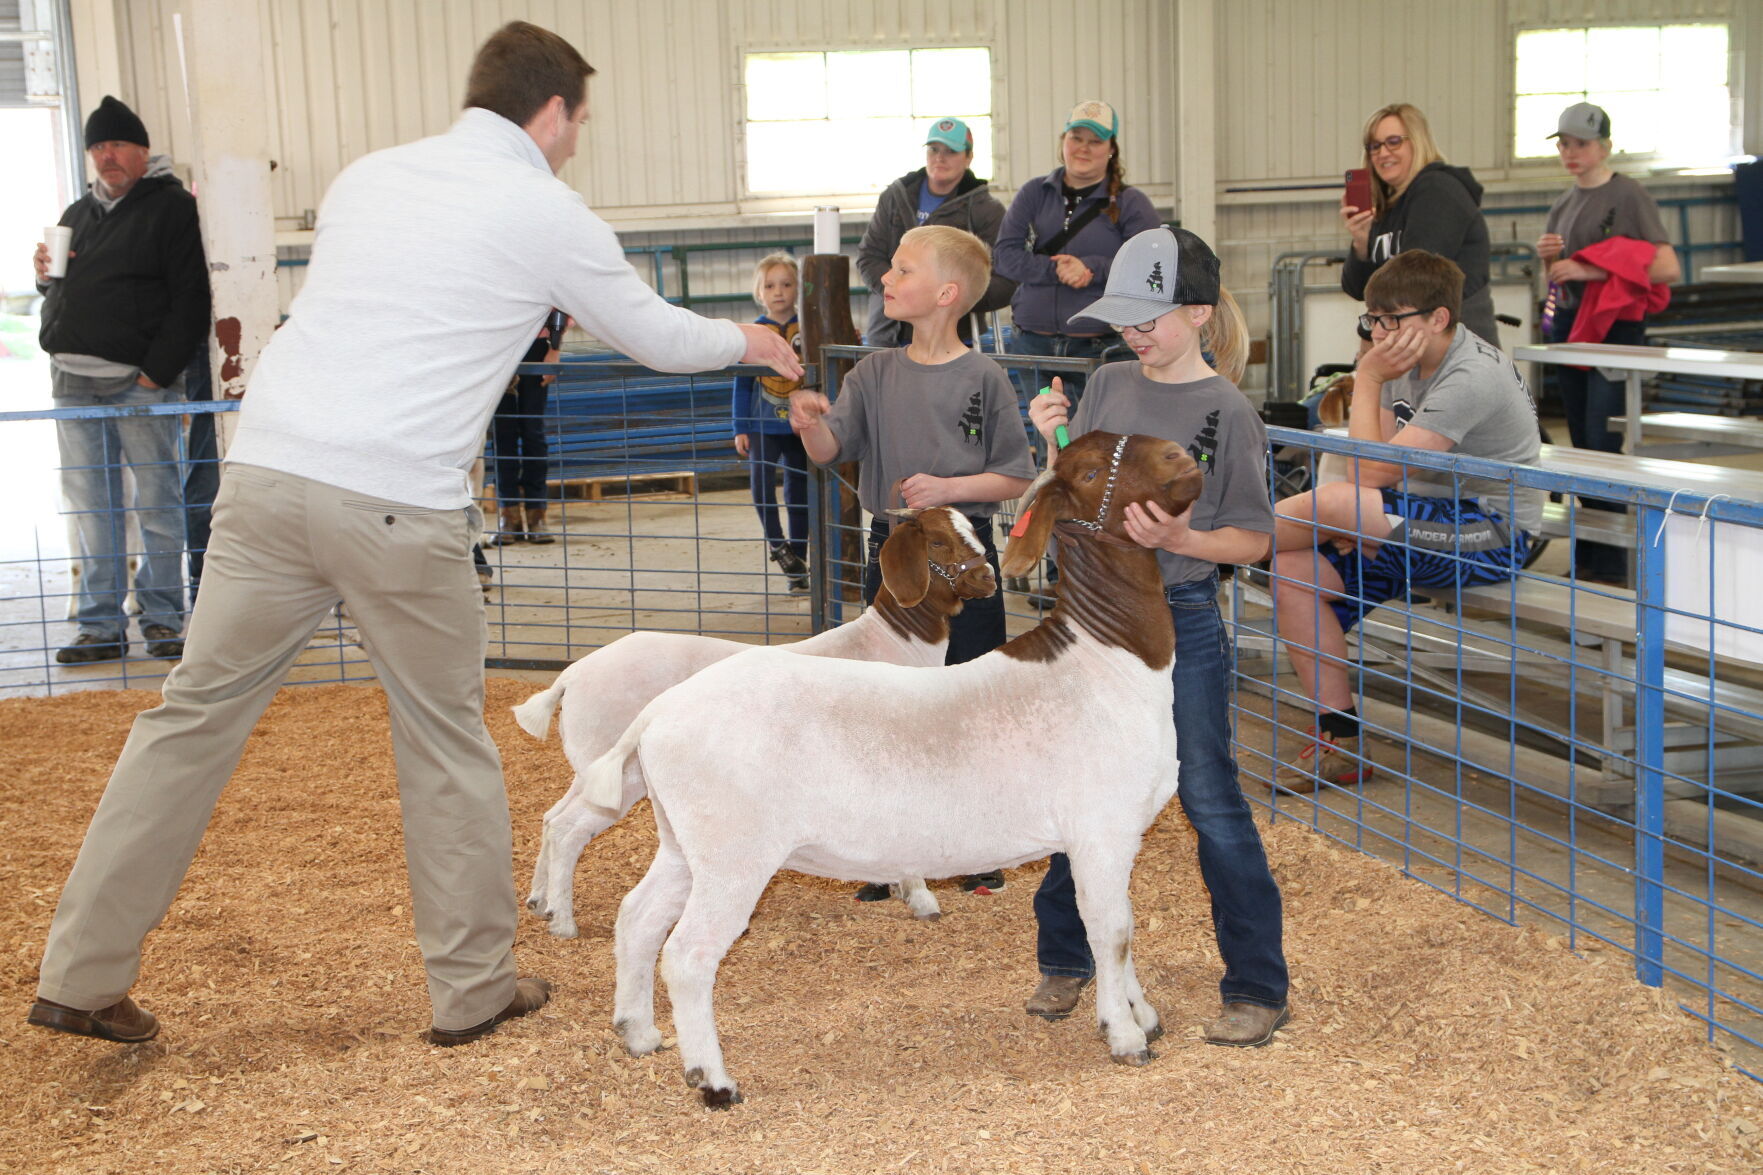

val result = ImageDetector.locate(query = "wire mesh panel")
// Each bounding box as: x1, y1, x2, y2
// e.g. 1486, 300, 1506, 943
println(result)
1235, 425, 1763, 1079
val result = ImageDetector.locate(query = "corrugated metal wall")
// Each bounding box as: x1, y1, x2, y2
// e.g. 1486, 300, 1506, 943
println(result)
88, 0, 1759, 374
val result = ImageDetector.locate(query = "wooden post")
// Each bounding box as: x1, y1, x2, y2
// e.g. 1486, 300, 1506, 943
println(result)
173, 2, 279, 445
799, 254, 863, 602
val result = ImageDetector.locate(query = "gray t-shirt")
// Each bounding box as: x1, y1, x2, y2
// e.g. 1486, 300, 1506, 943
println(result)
1545, 173, 1669, 309
1381, 326, 1543, 534
821, 348, 1037, 516
1070, 365, 1275, 586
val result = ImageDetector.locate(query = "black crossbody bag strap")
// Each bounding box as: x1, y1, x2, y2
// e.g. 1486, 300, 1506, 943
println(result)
1033, 199, 1107, 257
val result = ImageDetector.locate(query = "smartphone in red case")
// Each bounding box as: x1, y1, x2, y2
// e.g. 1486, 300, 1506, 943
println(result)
1343, 168, 1372, 214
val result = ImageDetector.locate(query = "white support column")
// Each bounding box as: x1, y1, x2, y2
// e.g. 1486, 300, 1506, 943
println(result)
174, 0, 278, 439
1175, 0, 1216, 246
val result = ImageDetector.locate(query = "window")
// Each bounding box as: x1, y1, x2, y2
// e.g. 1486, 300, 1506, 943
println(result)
1513, 24, 1733, 164
743, 48, 993, 197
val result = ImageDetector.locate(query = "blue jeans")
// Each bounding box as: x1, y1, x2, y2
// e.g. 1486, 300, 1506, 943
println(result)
1033, 574, 1288, 1008
1550, 302, 1638, 580
1007, 329, 1119, 407
750, 430, 808, 555
53, 366, 188, 639
492, 375, 550, 507
181, 349, 219, 596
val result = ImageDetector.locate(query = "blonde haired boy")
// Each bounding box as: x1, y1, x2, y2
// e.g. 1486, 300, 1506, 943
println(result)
790, 224, 1035, 897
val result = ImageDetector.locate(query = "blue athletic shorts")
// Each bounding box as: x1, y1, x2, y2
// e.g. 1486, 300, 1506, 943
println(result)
1319, 489, 1532, 633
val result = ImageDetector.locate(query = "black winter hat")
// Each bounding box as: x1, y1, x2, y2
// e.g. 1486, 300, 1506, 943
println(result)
84, 95, 149, 149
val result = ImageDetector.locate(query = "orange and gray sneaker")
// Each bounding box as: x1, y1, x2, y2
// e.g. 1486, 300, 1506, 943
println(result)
1274, 731, 1372, 793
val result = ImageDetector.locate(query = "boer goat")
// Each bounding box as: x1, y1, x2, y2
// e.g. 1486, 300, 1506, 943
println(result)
586, 431, 1203, 1107
516, 506, 997, 936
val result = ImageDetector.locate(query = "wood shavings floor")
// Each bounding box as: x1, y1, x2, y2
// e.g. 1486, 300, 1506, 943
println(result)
3, 682, 1758, 1174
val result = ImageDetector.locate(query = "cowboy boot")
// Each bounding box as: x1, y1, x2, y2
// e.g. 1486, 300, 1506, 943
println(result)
488, 506, 525, 546
525, 504, 555, 544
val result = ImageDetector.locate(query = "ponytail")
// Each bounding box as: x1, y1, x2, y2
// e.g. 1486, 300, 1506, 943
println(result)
1104, 145, 1124, 224
1204, 286, 1249, 385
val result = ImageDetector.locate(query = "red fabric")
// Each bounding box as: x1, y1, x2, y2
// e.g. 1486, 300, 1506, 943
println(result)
1567, 236, 1671, 345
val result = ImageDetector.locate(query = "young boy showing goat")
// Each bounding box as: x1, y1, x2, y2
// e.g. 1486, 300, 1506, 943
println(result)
790, 223, 1036, 898
1027, 226, 1288, 1048
588, 429, 1202, 1108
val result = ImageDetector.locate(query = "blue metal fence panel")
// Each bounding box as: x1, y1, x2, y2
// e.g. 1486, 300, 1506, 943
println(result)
1244, 426, 1763, 1079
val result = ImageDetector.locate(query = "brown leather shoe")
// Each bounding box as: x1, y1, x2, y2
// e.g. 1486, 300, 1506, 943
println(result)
427, 977, 551, 1046
1024, 974, 1091, 1020
28, 995, 159, 1043
1203, 1001, 1289, 1047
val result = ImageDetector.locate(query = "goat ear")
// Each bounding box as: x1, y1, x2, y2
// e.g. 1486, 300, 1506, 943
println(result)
878, 518, 932, 608
1001, 481, 1067, 577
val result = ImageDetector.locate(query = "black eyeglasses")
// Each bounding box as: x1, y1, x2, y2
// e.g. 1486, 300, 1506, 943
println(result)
1109, 320, 1161, 334
1358, 309, 1428, 332
1364, 133, 1407, 155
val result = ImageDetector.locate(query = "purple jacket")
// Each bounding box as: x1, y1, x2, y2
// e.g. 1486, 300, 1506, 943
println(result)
993, 168, 1160, 335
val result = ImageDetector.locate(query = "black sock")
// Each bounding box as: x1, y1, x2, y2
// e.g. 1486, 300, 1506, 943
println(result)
1319, 707, 1360, 741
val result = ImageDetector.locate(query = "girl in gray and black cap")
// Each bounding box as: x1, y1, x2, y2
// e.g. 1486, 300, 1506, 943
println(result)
1023, 227, 1290, 1049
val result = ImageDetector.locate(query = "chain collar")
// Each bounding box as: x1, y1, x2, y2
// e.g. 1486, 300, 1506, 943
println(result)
1063, 434, 1130, 535
927, 552, 989, 586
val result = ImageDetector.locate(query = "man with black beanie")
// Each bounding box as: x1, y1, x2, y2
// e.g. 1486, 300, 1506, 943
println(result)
33, 94, 211, 665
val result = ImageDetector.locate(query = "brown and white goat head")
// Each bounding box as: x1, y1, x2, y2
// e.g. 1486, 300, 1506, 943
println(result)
878, 506, 997, 607
1000, 432, 1203, 577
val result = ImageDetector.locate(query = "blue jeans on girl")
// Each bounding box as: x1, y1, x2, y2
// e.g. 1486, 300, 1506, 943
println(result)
1032, 573, 1288, 1010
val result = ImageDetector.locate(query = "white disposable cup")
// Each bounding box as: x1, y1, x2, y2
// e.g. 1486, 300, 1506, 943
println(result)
812, 206, 840, 256
44, 225, 72, 278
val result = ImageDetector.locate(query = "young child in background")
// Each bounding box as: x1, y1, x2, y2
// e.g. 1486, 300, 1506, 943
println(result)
731, 253, 810, 591
1025, 226, 1289, 1047
790, 224, 1037, 897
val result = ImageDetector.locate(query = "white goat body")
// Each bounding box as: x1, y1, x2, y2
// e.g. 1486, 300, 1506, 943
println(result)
594, 431, 1203, 1107
517, 507, 994, 935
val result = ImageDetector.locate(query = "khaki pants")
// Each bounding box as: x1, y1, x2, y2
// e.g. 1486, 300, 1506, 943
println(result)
37, 464, 518, 1031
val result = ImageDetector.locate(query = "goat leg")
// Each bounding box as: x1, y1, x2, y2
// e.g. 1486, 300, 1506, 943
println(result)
1068, 847, 1156, 1065
895, 877, 941, 921
659, 868, 774, 1110
612, 841, 691, 1056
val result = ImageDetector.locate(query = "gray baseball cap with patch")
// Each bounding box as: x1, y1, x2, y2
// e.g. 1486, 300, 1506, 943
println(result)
1550, 101, 1610, 141
1069, 226, 1220, 328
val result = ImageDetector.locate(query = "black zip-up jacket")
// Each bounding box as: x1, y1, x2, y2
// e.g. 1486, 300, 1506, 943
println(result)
856, 167, 1015, 347
1340, 161, 1492, 302
38, 171, 211, 389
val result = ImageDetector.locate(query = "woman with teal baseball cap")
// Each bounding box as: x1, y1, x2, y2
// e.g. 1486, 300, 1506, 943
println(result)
994, 100, 1160, 405
856, 116, 1011, 348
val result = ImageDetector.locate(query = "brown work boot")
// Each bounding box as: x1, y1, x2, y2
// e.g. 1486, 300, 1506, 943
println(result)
28, 995, 159, 1043
427, 977, 551, 1046
1024, 974, 1091, 1020
1203, 1002, 1289, 1047
488, 507, 525, 546
524, 505, 555, 544
1274, 731, 1371, 793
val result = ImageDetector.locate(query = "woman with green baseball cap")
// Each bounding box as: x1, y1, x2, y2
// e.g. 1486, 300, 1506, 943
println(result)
994, 100, 1159, 405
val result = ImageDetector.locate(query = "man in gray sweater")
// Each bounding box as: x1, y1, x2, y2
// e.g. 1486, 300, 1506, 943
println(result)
29, 21, 799, 1050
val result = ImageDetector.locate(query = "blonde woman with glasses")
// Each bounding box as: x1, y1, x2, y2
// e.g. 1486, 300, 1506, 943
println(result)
1339, 103, 1500, 347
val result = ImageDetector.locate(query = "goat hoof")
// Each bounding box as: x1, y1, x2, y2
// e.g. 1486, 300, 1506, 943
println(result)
701, 1085, 743, 1109
615, 1020, 662, 1057
1111, 1047, 1156, 1067
1144, 1021, 1164, 1044
547, 918, 579, 940
684, 1066, 704, 1089
917, 911, 942, 922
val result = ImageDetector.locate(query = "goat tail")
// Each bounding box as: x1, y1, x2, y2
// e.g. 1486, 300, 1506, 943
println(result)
582, 713, 649, 810
512, 679, 564, 740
